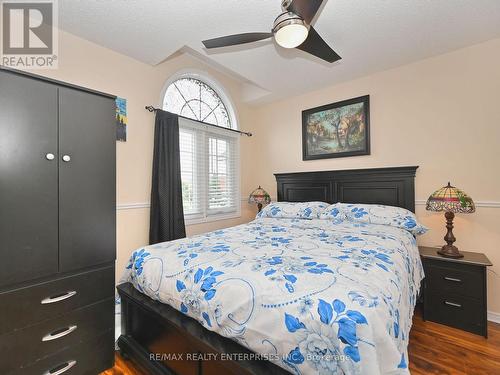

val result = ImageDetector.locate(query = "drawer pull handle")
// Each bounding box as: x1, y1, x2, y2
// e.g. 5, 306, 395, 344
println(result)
41, 291, 77, 304
44, 360, 77, 375
42, 325, 77, 342
444, 301, 462, 308
444, 276, 462, 283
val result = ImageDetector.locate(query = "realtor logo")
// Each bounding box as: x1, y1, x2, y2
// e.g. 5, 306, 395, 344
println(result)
1, 0, 58, 69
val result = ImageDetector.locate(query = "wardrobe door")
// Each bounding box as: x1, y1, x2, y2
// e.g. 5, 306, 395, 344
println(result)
58, 87, 116, 272
0, 71, 59, 287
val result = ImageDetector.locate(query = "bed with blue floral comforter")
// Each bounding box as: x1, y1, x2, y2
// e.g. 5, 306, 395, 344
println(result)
122, 215, 424, 374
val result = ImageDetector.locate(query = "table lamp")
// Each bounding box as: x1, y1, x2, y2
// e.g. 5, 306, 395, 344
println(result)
426, 182, 475, 258
248, 186, 271, 212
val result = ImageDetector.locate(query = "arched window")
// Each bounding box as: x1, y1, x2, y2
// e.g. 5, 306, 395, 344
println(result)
162, 73, 240, 223
164, 77, 233, 129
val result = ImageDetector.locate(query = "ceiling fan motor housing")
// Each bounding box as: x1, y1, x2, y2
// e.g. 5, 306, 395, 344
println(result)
281, 0, 293, 10
273, 11, 308, 33
273, 11, 306, 32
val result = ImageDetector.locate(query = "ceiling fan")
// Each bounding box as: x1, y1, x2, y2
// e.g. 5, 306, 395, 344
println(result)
202, 0, 341, 63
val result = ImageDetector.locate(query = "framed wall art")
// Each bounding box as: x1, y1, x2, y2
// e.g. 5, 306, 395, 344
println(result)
116, 97, 127, 142
302, 95, 370, 160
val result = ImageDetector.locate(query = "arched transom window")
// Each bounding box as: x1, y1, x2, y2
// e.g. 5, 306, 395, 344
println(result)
164, 77, 232, 129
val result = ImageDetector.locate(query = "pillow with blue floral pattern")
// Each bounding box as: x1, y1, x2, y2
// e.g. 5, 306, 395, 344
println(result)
257, 201, 329, 220
319, 203, 348, 223
321, 203, 428, 235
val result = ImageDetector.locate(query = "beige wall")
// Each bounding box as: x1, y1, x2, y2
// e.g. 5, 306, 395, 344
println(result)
248, 38, 500, 315
25, 29, 500, 315
29, 30, 258, 282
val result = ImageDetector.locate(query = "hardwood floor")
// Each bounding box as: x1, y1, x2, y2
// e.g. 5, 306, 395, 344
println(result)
101, 353, 144, 375
102, 309, 500, 375
408, 308, 500, 374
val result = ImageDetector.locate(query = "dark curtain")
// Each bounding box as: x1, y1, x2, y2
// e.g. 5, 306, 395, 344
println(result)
149, 110, 186, 244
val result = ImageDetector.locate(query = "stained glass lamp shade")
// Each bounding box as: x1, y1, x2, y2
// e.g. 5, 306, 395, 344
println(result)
248, 186, 271, 212
426, 182, 475, 258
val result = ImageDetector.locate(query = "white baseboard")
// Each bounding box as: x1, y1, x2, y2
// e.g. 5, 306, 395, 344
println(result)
488, 311, 500, 324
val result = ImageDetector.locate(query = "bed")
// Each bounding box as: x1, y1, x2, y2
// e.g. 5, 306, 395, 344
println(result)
117, 166, 422, 375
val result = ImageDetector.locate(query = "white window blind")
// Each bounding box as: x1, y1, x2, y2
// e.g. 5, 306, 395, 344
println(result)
179, 117, 240, 223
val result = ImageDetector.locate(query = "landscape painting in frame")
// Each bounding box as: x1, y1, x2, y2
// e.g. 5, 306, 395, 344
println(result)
302, 95, 370, 160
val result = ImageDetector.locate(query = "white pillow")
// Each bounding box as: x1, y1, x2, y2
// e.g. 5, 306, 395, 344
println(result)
257, 201, 328, 220
321, 203, 428, 235
319, 203, 347, 223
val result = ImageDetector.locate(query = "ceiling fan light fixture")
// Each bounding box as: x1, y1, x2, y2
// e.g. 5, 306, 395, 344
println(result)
273, 12, 309, 49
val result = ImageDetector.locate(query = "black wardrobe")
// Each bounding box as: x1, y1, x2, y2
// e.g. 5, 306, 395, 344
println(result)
0, 67, 116, 374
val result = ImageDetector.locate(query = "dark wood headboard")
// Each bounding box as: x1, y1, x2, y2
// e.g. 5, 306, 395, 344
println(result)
274, 166, 418, 212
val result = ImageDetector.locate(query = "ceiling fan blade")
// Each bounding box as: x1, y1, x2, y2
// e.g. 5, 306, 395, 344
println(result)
296, 26, 341, 63
202, 32, 273, 49
288, 0, 324, 24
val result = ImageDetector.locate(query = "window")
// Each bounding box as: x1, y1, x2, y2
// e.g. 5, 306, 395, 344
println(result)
163, 75, 240, 223
164, 77, 232, 128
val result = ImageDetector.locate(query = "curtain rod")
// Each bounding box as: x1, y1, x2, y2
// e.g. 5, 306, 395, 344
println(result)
145, 106, 252, 137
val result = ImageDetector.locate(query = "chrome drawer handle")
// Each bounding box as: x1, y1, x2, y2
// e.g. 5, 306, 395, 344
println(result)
444, 276, 462, 283
41, 291, 77, 304
42, 325, 77, 342
44, 360, 77, 375
444, 301, 462, 308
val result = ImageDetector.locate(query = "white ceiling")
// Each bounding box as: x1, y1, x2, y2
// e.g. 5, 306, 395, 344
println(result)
59, 0, 500, 103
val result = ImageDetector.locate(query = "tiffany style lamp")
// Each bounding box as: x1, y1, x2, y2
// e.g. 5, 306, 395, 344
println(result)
248, 186, 271, 213
426, 182, 475, 258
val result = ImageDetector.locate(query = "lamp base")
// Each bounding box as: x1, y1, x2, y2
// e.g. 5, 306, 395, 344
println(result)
437, 244, 464, 258
436, 211, 464, 258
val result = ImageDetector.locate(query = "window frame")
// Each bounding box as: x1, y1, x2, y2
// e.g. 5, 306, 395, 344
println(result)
160, 69, 238, 129
161, 71, 241, 225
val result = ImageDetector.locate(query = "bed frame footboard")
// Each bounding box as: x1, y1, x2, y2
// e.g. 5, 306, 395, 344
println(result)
117, 283, 289, 375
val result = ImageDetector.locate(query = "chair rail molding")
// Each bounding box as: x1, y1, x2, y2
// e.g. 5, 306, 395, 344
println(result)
117, 203, 150, 210
118, 199, 500, 211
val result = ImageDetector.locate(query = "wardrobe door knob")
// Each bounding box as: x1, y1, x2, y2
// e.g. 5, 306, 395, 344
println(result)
45, 153, 55, 161
62, 155, 71, 162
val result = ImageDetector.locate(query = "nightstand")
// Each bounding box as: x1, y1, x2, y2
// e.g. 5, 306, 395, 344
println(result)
419, 246, 492, 337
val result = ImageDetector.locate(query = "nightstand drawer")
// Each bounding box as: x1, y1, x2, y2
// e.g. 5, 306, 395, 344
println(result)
425, 262, 483, 299
424, 292, 485, 335
0, 265, 114, 335
0, 297, 114, 374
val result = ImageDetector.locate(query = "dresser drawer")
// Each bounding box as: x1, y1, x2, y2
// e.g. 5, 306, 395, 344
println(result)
424, 262, 484, 299
424, 292, 485, 335
0, 297, 114, 373
7, 329, 114, 375
0, 265, 114, 334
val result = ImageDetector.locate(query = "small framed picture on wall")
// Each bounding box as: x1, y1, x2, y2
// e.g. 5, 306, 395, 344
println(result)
116, 97, 127, 142
302, 95, 370, 160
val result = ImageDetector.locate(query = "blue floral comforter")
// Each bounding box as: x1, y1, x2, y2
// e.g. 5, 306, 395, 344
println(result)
122, 217, 423, 374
